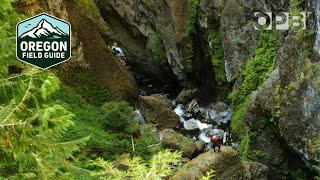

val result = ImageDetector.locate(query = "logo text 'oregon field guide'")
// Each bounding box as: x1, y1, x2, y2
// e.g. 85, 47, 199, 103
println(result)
16, 13, 71, 69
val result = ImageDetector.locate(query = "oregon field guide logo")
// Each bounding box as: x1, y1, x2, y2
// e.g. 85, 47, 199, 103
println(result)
16, 13, 71, 69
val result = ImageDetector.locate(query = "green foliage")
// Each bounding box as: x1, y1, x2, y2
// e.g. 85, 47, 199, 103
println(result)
64, 69, 112, 106
146, 34, 166, 63
76, 0, 110, 33
208, 29, 226, 85
54, 87, 132, 161
0, 2, 89, 178
135, 125, 162, 159
183, 43, 194, 73
250, 150, 265, 160
201, 169, 216, 180
184, 0, 200, 37
89, 150, 182, 179
0, 0, 25, 75
231, 97, 250, 138
230, 31, 278, 105
230, 31, 277, 160
0, 72, 87, 178
182, 0, 200, 73
100, 101, 138, 134
238, 130, 252, 160
313, 163, 320, 180
55, 86, 162, 163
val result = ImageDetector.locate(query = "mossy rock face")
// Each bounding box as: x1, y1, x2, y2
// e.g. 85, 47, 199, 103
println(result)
159, 129, 197, 158
95, 0, 187, 84
176, 89, 197, 105
138, 94, 180, 130
14, 0, 139, 104
172, 146, 268, 180
277, 35, 320, 164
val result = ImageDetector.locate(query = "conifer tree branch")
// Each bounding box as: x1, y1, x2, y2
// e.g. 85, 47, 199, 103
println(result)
2, 75, 33, 124
1, 71, 38, 82
0, 121, 26, 128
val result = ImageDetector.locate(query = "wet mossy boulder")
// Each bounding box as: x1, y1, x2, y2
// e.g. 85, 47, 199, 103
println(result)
172, 146, 268, 180
176, 89, 197, 105
138, 94, 179, 130
159, 129, 197, 158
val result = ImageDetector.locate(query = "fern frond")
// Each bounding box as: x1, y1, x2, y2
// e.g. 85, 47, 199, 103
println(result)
89, 158, 126, 179
201, 169, 216, 180
126, 156, 148, 179
146, 150, 182, 179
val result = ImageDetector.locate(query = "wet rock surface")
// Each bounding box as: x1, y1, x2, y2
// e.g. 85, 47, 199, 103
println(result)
160, 129, 197, 158
278, 34, 320, 165
138, 94, 179, 130
176, 89, 197, 105
172, 146, 268, 180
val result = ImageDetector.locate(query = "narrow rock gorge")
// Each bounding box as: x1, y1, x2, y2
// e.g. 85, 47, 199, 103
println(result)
1, 0, 319, 179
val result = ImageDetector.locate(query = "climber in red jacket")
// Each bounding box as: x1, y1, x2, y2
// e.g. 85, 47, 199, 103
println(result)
206, 128, 224, 152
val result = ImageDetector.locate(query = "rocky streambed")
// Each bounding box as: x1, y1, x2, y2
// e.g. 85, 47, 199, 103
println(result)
172, 95, 233, 150
136, 87, 235, 156
135, 90, 269, 179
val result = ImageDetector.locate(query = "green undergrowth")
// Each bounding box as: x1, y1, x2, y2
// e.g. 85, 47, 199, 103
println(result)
76, 0, 110, 33
182, 0, 200, 73
209, 29, 226, 85
230, 31, 278, 158
205, 26, 230, 99
230, 31, 278, 105
54, 85, 162, 163
61, 69, 112, 106
0, 0, 25, 75
146, 34, 166, 63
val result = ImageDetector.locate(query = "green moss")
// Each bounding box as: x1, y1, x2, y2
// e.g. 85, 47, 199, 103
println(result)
53, 86, 130, 161
182, 0, 200, 73
53, 85, 161, 163
184, 0, 200, 37
135, 125, 162, 159
230, 31, 278, 160
231, 97, 250, 137
62, 69, 112, 106
183, 43, 194, 73
146, 34, 166, 63
209, 29, 226, 85
230, 31, 277, 105
238, 130, 252, 160
100, 101, 138, 134
250, 150, 265, 160
315, 77, 320, 88
76, 0, 109, 32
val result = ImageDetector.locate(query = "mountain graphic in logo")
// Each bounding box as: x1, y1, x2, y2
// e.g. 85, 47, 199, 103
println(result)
16, 13, 71, 69
20, 19, 68, 39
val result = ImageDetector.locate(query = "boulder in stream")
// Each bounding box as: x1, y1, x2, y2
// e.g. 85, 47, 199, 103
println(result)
138, 94, 179, 130
159, 129, 197, 158
183, 119, 199, 130
195, 141, 205, 153
172, 146, 268, 180
176, 89, 197, 105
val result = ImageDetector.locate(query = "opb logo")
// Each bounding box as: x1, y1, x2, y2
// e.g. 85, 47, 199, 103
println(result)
254, 12, 306, 30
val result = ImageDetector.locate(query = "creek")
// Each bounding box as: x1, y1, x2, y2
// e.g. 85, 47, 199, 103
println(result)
171, 98, 235, 150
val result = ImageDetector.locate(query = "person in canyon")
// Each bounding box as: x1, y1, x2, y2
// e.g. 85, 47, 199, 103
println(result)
206, 128, 224, 152
111, 42, 127, 66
